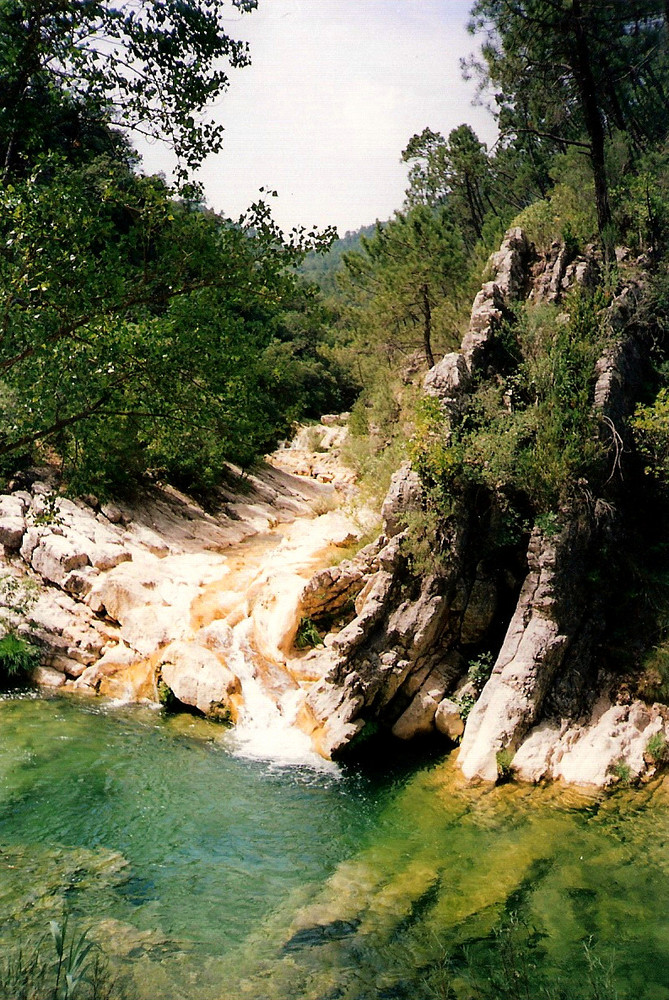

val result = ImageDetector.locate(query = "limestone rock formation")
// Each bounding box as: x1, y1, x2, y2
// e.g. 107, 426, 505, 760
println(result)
458, 524, 590, 782
157, 640, 242, 721
289, 227, 666, 789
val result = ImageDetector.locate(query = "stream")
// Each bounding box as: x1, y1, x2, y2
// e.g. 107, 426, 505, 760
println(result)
1, 692, 668, 999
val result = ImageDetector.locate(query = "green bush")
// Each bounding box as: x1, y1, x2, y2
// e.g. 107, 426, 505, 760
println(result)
609, 758, 633, 785
496, 748, 515, 782
637, 642, 669, 702
295, 617, 325, 649
410, 291, 607, 525
0, 632, 41, 683
157, 680, 176, 710
467, 652, 494, 692
645, 731, 669, 764
456, 691, 477, 723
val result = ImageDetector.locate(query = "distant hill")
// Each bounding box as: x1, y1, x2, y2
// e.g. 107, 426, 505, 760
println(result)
298, 223, 381, 296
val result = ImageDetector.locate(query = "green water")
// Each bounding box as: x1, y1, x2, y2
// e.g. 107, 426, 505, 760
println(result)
1, 694, 668, 999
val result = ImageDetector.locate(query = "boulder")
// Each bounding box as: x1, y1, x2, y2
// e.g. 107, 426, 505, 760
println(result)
381, 463, 423, 538
63, 567, 98, 598
423, 353, 470, 411
158, 641, 241, 721
461, 282, 506, 370
30, 535, 90, 586
487, 226, 533, 300
553, 700, 666, 787
100, 502, 125, 525
32, 665, 67, 688
0, 515, 26, 551
458, 526, 584, 782
87, 543, 132, 572
434, 697, 465, 741
0, 495, 27, 550
87, 573, 154, 621
392, 660, 456, 740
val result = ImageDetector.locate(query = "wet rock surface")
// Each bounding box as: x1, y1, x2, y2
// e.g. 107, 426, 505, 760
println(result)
0, 422, 374, 731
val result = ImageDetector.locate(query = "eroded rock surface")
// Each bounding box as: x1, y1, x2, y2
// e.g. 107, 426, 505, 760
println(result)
0, 418, 375, 731
285, 229, 667, 788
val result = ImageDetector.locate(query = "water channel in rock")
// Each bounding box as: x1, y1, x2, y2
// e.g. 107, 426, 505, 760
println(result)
1, 693, 668, 999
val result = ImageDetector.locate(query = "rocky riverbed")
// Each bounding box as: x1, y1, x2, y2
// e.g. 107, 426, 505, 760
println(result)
0, 421, 376, 753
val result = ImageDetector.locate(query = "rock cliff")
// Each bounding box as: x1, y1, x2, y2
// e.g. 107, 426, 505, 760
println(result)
293, 228, 669, 786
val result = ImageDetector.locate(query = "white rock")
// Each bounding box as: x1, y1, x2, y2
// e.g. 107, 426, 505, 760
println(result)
30, 535, 90, 586
392, 663, 453, 740
88, 544, 132, 571
32, 665, 66, 688
158, 641, 241, 720
0, 514, 26, 550
434, 698, 465, 740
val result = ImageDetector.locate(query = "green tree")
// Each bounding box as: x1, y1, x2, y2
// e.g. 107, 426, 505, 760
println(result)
468, 0, 669, 245
0, 156, 337, 492
341, 206, 466, 370
0, 0, 346, 494
402, 124, 493, 241
0, 0, 258, 181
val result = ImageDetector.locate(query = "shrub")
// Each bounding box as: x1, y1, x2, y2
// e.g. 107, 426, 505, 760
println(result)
637, 642, 669, 702
409, 291, 607, 526
157, 680, 176, 710
609, 758, 632, 785
456, 691, 477, 723
0, 632, 41, 683
645, 731, 669, 765
467, 652, 494, 692
295, 617, 324, 649
496, 747, 515, 782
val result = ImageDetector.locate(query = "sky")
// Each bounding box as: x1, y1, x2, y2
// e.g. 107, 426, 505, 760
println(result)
136, 0, 496, 236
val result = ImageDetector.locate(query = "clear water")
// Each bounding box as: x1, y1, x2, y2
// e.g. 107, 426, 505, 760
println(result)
1, 693, 668, 1000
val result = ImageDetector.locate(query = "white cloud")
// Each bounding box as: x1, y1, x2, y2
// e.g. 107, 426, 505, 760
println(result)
136, 0, 495, 234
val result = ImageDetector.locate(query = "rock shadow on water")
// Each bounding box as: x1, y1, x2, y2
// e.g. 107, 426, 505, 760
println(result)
116, 873, 159, 907
281, 917, 361, 954
389, 876, 441, 941
503, 855, 556, 918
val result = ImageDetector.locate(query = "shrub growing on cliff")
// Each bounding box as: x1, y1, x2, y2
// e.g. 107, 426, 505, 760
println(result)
646, 731, 669, 764
409, 290, 607, 528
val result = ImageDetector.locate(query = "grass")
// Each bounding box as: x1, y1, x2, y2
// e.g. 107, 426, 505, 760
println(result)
0, 917, 123, 1000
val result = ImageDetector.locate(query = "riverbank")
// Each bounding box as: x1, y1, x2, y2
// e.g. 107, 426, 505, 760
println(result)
0, 418, 377, 761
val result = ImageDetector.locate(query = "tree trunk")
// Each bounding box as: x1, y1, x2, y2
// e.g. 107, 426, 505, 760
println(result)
568, 1, 613, 251
421, 284, 435, 369
463, 176, 483, 240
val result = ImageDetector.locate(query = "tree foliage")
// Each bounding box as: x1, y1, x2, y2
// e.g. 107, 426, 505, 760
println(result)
0, 0, 259, 181
340, 206, 467, 369
467, 0, 669, 243
0, 0, 347, 496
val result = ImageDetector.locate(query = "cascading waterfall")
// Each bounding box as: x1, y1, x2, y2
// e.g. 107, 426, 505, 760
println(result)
226, 617, 336, 771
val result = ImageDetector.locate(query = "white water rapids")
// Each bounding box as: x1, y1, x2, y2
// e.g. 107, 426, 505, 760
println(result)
226, 618, 336, 772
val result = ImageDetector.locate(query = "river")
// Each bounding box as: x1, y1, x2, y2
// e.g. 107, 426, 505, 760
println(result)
0, 692, 668, 999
